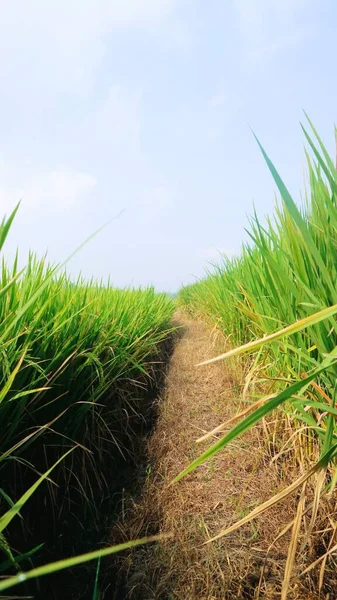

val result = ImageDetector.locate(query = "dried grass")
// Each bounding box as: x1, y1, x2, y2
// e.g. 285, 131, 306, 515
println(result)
109, 315, 335, 599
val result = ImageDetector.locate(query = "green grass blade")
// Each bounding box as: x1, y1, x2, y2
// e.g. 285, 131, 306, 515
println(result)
0, 535, 170, 593
198, 303, 337, 366
0, 447, 75, 533
0, 203, 20, 251
172, 367, 329, 483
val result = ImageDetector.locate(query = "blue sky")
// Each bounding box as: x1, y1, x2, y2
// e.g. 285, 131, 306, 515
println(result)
1, 0, 336, 291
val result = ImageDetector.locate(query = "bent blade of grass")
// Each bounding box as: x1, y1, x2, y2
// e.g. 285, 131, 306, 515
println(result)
301, 539, 337, 576
301, 469, 326, 552
0, 543, 44, 574
171, 367, 330, 484
0, 203, 21, 251
281, 482, 306, 600
0, 351, 27, 404
0, 269, 25, 300
300, 381, 337, 547
0, 447, 75, 533
0, 534, 172, 593
207, 444, 337, 544
0, 403, 86, 464
304, 112, 337, 179
291, 399, 337, 416
197, 303, 337, 366
301, 125, 337, 191
9, 387, 51, 401
319, 519, 337, 591
196, 394, 277, 443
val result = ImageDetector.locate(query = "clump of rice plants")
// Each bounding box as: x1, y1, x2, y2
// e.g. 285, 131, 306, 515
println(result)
177, 117, 337, 595
0, 207, 174, 597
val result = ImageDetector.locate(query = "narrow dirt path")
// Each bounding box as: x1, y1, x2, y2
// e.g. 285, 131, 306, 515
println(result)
114, 316, 320, 600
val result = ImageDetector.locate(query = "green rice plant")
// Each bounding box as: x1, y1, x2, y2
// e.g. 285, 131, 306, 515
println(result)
177, 117, 337, 594
0, 205, 175, 593
0, 533, 170, 594
0, 250, 174, 462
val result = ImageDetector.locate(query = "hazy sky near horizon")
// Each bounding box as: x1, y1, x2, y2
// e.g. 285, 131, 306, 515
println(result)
1, 0, 337, 291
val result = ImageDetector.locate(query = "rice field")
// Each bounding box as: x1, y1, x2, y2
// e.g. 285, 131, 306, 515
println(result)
2, 118, 337, 598
0, 208, 174, 596
178, 118, 337, 468
177, 119, 337, 594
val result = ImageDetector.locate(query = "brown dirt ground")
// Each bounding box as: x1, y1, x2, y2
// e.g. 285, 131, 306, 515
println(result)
110, 315, 336, 600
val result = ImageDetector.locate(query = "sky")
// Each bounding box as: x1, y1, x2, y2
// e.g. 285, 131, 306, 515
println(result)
1, 0, 337, 292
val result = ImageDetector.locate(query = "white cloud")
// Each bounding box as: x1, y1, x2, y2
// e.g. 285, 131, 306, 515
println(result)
0, 164, 97, 221
233, 0, 310, 64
